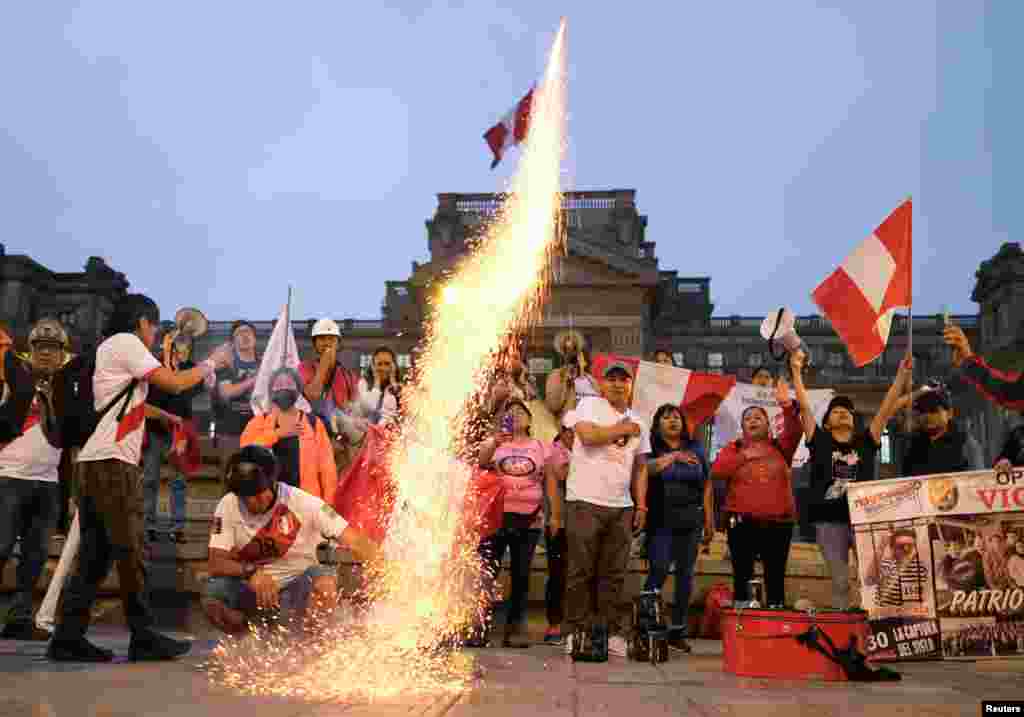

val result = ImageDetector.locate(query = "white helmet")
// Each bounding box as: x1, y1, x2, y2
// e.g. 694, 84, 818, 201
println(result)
311, 318, 341, 338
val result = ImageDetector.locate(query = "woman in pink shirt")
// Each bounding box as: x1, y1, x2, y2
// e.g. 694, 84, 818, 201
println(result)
473, 399, 548, 648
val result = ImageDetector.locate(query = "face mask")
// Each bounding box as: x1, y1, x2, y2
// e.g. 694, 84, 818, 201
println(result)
271, 389, 299, 411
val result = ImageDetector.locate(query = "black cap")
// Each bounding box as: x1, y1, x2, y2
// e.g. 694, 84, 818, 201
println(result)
225, 445, 278, 497
914, 385, 951, 413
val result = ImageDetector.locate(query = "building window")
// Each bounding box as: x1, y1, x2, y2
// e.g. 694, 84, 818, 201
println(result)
707, 352, 724, 369
748, 353, 763, 368
880, 428, 893, 465
672, 352, 684, 368
394, 286, 408, 297
677, 281, 703, 293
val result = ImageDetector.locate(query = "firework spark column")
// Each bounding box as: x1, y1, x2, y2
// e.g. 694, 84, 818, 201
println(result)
210, 19, 568, 703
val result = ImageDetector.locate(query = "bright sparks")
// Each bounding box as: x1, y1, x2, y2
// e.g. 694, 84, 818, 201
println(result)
209, 18, 568, 705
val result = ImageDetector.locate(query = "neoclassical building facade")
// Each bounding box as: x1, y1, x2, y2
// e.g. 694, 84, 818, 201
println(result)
6, 190, 1022, 472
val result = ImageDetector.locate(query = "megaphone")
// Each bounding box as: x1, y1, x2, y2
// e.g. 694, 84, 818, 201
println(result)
760, 308, 811, 377
173, 307, 209, 339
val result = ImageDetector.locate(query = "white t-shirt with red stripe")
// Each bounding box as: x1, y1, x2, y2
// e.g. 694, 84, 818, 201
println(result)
0, 394, 62, 482
77, 333, 161, 466
208, 483, 349, 584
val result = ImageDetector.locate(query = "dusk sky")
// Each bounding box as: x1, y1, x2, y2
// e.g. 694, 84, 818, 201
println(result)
4, 2, 1020, 323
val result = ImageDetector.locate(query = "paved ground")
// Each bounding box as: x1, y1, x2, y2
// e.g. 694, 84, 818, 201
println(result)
1, 625, 1022, 717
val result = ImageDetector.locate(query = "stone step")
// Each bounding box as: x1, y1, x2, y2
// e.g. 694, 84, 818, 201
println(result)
4, 526, 841, 610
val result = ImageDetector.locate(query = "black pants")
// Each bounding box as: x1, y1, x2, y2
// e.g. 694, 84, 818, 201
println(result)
544, 528, 567, 627
726, 518, 793, 606
479, 518, 541, 632
54, 460, 153, 640
0, 478, 60, 624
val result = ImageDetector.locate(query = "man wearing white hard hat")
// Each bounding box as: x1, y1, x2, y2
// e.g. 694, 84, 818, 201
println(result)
300, 319, 358, 419
299, 319, 359, 461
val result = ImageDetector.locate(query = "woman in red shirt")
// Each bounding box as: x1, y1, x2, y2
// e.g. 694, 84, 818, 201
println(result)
711, 380, 801, 608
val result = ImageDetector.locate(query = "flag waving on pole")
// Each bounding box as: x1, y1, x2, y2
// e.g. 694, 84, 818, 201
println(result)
250, 301, 311, 416
811, 199, 912, 367
591, 354, 736, 434
483, 86, 534, 169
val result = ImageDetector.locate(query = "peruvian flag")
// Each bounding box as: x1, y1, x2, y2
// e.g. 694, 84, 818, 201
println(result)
591, 354, 736, 434
812, 199, 913, 367
483, 86, 534, 169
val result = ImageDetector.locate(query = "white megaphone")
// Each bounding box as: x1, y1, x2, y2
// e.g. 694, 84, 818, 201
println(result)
760, 308, 811, 378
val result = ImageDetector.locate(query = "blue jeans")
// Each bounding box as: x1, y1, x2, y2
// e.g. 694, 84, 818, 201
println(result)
644, 525, 703, 636
142, 430, 187, 532
0, 478, 60, 623
205, 565, 336, 623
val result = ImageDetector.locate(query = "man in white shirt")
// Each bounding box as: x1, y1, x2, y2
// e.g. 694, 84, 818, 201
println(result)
562, 361, 650, 660
202, 445, 379, 634
0, 319, 69, 640
48, 294, 230, 663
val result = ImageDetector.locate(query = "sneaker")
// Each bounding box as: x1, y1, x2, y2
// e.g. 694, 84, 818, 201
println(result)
128, 628, 191, 661
47, 637, 114, 663
543, 627, 563, 645
668, 636, 692, 653
1, 621, 52, 641
608, 634, 628, 658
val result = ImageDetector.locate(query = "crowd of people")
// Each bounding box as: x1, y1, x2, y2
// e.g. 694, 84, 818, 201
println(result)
1, 291, 1023, 663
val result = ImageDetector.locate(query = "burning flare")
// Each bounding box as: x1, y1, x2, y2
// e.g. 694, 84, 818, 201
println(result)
209, 18, 568, 703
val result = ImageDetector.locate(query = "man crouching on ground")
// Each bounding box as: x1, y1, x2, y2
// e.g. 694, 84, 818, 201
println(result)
202, 445, 379, 634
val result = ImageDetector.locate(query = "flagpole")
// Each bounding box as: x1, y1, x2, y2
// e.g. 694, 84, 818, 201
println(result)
904, 195, 914, 435
283, 285, 292, 369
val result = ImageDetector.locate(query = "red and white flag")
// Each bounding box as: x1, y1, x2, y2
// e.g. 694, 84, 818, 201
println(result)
811, 199, 912, 367
591, 354, 736, 433
483, 87, 534, 169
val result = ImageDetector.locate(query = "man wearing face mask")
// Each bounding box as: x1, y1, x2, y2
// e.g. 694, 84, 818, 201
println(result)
240, 367, 337, 505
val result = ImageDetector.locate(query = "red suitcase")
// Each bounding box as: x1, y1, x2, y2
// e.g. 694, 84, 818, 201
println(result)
721, 608, 869, 682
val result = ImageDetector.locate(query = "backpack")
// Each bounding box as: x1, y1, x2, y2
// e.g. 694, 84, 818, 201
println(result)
54, 350, 137, 450
0, 352, 38, 444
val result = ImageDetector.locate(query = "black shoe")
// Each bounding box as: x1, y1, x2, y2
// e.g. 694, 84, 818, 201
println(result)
668, 636, 692, 653
146, 529, 160, 543
1, 621, 52, 641
128, 629, 191, 661
47, 637, 114, 662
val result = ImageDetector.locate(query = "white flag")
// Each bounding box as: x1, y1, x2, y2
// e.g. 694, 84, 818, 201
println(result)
250, 303, 312, 416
